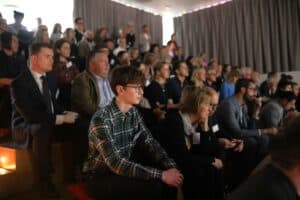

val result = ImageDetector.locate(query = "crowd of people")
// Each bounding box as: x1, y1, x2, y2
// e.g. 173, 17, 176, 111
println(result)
1, 10, 300, 200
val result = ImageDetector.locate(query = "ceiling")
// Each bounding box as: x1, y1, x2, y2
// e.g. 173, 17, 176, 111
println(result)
0, 0, 233, 17
112, 0, 232, 16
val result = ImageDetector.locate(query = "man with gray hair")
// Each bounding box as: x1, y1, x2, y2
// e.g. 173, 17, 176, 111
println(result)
71, 50, 114, 121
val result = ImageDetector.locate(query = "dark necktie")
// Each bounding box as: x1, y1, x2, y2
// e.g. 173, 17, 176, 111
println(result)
40, 76, 53, 113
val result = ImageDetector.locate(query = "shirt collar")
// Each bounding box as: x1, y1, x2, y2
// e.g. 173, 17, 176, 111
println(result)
110, 98, 134, 118
179, 111, 197, 136
92, 72, 106, 81
30, 68, 46, 80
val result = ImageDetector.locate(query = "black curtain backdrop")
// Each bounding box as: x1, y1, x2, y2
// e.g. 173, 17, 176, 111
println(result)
174, 0, 300, 73
73, 0, 163, 46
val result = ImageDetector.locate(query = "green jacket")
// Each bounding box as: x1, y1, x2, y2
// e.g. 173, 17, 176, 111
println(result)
71, 70, 100, 118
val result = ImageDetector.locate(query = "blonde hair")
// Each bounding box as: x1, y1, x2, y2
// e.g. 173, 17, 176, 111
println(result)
191, 67, 206, 88
179, 86, 211, 114
202, 86, 218, 97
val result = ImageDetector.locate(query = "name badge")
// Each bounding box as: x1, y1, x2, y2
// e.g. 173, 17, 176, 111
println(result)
192, 132, 201, 144
55, 89, 60, 99
66, 61, 72, 68
110, 59, 115, 65
212, 124, 219, 133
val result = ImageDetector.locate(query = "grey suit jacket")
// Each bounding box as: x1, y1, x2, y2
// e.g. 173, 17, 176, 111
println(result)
216, 95, 260, 139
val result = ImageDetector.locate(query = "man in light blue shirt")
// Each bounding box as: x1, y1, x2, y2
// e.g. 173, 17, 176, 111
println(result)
71, 51, 113, 120
93, 72, 114, 108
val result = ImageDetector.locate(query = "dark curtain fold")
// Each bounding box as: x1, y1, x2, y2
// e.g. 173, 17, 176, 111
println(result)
174, 0, 300, 73
73, 0, 163, 46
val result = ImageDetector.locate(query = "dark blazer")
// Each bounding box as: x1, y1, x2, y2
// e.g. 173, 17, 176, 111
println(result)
165, 76, 189, 104
228, 164, 299, 200
10, 69, 63, 148
260, 80, 274, 98
159, 110, 214, 176
144, 80, 168, 109
75, 29, 83, 43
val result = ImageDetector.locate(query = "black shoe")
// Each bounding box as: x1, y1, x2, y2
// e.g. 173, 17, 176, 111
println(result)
39, 181, 60, 198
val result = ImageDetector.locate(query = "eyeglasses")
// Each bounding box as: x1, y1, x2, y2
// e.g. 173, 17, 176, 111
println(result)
248, 87, 256, 91
210, 104, 218, 110
124, 84, 144, 92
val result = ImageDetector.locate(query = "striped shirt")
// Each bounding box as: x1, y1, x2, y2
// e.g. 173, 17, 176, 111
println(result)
83, 98, 177, 180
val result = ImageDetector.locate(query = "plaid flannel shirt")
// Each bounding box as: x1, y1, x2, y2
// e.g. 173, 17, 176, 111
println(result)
83, 99, 177, 180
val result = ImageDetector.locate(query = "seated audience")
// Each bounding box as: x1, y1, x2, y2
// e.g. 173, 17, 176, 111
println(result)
143, 52, 158, 86
83, 66, 183, 200
50, 23, 62, 43
149, 43, 160, 57
0, 31, 25, 138
139, 24, 151, 56
144, 62, 170, 124
205, 66, 218, 91
259, 71, 279, 101
229, 116, 300, 200
78, 30, 95, 68
251, 70, 261, 94
10, 43, 85, 197
129, 47, 140, 66
292, 82, 299, 98
104, 38, 117, 68
172, 47, 184, 64
191, 67, 206, 88
185, 56, 197, 82
219, 69, 240, 100
166, 40, 176, 59
52, 38, 79, 109
198, 52, 207, 68
259, 90, 296, 129
113, 37, 127, 56
276, 77, 293, 93
116, 51, 130, 67
241, 66, 253, 80
125, 22, 135, 48
32, 25, 50, 44
166, 61, 189, 108
0, 17, 7, 41
63, 28, 78, 62
74, 17, 85, 43
216, 78, 278, 186
160, 86, 223, 200
205, 88, 244, 153
94, 27, 109, 48
71, 50, 114, 121
221, 64, 232, 81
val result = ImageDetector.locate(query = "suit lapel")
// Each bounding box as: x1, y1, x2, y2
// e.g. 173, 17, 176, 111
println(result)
25, 69, 52, 111
25, 69, 44, 100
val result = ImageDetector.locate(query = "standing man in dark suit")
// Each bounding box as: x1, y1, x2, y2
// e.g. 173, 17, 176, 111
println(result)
10, 43, 80, 198
74, 17, 84, 43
